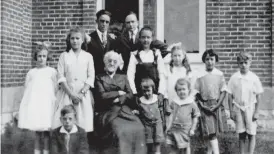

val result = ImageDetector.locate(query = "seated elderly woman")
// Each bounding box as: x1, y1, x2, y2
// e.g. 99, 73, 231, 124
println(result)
94, 51, 146, 154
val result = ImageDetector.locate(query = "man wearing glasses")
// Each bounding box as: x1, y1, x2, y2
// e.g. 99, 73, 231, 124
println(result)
87, 10, 116, 76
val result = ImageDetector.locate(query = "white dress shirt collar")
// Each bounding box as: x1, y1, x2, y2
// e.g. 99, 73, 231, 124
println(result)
60, 124, 78, 134
96, 29, 107, 42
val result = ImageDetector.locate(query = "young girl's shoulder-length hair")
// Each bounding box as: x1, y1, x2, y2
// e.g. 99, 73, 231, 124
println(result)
33, 41, 52, 61
66, 27, 88, 52
169, 43, 192, 74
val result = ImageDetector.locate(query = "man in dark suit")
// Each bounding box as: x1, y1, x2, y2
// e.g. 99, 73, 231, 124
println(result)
87, 10, 116, 76
115, 11, 169, 73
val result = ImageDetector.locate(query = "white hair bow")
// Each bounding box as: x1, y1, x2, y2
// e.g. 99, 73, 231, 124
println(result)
34, 41, 52, 50
167, 42, 182, 51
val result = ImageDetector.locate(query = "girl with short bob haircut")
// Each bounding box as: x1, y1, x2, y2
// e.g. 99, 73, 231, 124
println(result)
18, 41, 57, 154
194, 49, 228, 154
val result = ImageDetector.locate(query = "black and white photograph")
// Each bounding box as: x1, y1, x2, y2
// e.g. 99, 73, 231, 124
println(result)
1, 0, 274, 153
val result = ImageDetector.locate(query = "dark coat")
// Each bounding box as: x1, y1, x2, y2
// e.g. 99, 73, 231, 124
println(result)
94, 73, 146, 154
50, 125, 89, 154
87, 31, 116, 75
114, 31, 169, 73
94, 73, 133, 113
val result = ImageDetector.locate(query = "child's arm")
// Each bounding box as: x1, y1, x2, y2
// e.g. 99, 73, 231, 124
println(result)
196, 93, 211, 112
190, 103, 200, 136
228, 94, 236, 121
210, 91, 226, 112
83, 54, 95, 91
156, 50, 166, 95
78, 55, 94, 101
24, 70, 31, 89
165, 113, 173, 132
253, 76, 264, 121
151, 39, 169, 58
127, 53, 138, 94
57, 53, 81, 104
253, 94, 261, 121
60, 82, 82, 104
210, 74, 227, 112
227, 76, 236, 120
194, 77, 212, 112
165, 102, 174, 132
190, 116, 198, 136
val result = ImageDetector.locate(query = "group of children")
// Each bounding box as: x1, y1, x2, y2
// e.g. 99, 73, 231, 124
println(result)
18, 26, 263, 154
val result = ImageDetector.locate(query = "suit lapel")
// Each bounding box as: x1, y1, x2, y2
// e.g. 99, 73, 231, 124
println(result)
104, 35, 112, 52
94, 31, 105, 51
121, 33, 132, 49
69, 133, 79, 152
58, 133, 68, 152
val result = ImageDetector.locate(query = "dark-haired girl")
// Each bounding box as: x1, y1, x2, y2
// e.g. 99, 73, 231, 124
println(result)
194, 49, 227, 154
52, 27, 94, 132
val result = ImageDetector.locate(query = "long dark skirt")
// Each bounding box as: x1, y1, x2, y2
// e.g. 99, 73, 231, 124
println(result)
199, 99, 227, 138
96, 105, 147, 154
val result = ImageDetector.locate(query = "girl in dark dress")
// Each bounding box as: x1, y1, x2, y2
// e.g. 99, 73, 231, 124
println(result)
94, 51, 146, 154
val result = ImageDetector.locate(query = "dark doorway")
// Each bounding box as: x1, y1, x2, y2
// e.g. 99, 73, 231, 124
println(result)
105, 0, 139, 36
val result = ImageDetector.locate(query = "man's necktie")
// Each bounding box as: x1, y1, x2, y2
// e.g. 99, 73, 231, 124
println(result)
102, 33, 107, 48
130, 32, 134, 44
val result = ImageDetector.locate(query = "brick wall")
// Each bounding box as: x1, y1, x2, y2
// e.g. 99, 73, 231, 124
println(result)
206, 0, 272, 86
143, 0, 157, 32
32, 0, 96, 67
272, 0, 274, 87
1, 0, 32, 87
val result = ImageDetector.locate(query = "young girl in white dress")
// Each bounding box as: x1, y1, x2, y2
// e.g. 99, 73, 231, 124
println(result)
164, 43, 196, 102
52, 27, 95, 132
18, 41, 57, 154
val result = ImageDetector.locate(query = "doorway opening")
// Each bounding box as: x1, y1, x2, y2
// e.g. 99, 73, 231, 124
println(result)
105, 0, 139, 36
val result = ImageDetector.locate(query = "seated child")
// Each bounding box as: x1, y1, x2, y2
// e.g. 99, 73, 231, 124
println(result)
132, 78, 171, 154
166, 78, 200, 154
227, 51, 263, 154
51, 105, 89, 154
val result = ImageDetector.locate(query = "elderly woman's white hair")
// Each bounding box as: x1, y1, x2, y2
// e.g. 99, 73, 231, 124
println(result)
103, 50, 124, 68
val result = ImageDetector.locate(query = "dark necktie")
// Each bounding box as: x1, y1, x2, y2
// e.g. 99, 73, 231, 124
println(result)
130, 32, 134, 44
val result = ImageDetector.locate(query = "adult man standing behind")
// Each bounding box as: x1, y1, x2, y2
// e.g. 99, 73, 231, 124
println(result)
115, 11, 169, 73
87, 10, 116, 75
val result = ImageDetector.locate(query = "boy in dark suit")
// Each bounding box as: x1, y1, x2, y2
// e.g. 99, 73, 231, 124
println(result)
51, 105, 89, 154
87, 9, 116, 75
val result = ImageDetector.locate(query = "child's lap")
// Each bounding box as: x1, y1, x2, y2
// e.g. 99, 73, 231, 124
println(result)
144, 122, 164, 143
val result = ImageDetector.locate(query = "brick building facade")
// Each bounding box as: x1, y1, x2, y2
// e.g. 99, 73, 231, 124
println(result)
1, 0, 274, 129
